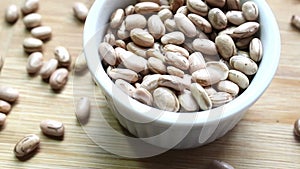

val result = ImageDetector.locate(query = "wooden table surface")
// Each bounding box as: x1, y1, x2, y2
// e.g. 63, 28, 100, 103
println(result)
0, 0, 300, 168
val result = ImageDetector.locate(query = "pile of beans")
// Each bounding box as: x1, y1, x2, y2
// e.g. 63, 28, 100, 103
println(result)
99, 0, 262, 112
2, 0, 91, 160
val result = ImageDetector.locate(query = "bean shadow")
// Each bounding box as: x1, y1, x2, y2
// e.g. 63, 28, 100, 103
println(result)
14, 147, 40, 162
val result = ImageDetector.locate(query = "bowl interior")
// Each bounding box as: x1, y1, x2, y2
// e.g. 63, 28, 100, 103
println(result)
83, 0, 281, 126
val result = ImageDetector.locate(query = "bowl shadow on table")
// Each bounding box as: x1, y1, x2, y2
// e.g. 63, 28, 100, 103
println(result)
89, 92, 240, 168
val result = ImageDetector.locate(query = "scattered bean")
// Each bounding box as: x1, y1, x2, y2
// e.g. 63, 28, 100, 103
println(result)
49, 68, 69, 90
26, 52, 43, 74
73, 2, 89, 22
0, 100, 11, 114
74, 54, 87, 73
75, 97, 91, 125
23, 37, 43, 53
40, 120, 65, 137
21, 0, 39, 15
0, 113, 6, 126
291, 15, 300, 30
23, 13, 42, 29
54, 46, 72, 68
0, 86, 19, 102
14, 134, 40, 158
0, 55, 3, 71
31, 26, 52, 40
5, 4, 19, 24
294, 118, 300, 137
39, 58, 58, 79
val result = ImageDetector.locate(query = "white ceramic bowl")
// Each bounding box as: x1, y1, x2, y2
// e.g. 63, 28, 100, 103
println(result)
83, 0, 280, 149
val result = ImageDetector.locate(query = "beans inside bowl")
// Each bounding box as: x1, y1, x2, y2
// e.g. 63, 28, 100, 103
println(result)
83, 0, 280, 149
98, 0, 262, 113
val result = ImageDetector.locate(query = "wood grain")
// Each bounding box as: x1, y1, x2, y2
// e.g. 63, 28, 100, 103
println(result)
0, 0, 300, 168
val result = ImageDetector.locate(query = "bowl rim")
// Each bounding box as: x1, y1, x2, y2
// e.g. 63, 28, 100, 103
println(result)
83, 0, 281, 126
